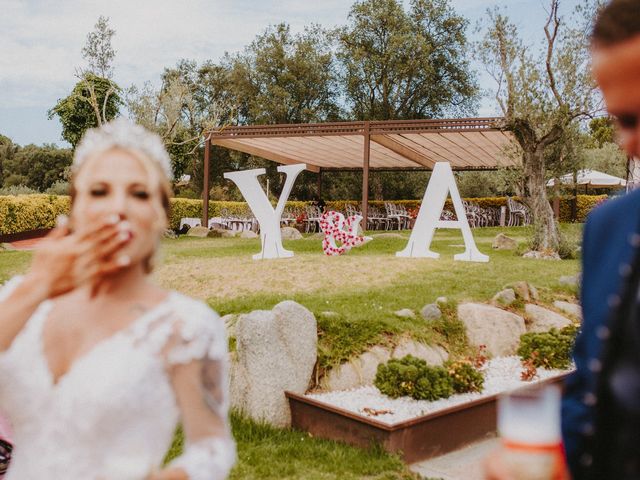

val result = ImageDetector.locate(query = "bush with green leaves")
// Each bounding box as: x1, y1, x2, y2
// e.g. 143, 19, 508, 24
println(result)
517, 324, 579, 370
374, 355, 454, 401
445, 360, 484, 393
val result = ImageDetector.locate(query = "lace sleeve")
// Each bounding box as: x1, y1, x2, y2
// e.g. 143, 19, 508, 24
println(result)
0, 276, 24, 303
165, 299, 236, 480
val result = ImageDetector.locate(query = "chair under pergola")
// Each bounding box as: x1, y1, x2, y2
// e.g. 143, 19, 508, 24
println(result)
200, 118, 518, 226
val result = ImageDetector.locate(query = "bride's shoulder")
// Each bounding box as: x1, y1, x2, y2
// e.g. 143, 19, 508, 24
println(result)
163, 292, 227, 363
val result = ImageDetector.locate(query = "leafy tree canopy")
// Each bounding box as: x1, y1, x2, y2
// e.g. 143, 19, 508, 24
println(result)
49, 73, 122, 148
337, 0, 478, 120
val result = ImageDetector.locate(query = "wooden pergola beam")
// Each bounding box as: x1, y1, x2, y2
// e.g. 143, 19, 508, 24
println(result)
371, 134, 436, 168
212, 138, 320, 173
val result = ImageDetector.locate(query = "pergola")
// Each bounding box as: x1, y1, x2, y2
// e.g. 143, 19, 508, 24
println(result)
202, 117, 517, 224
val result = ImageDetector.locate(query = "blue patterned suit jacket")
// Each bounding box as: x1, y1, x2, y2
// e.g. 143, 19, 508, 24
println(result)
562, 188, 640, 478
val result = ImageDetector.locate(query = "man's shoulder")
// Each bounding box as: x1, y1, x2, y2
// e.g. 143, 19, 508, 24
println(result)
587, 189, 640, 229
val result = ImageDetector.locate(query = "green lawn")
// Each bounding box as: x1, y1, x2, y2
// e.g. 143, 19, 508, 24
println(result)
0, 225, 581, 479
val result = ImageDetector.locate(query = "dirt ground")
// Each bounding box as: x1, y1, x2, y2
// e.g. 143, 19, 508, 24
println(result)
154, 253, 431, 300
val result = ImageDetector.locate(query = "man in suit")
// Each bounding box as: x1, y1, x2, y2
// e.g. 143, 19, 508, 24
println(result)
487, 1, 640, 478
562, 1, 640, 478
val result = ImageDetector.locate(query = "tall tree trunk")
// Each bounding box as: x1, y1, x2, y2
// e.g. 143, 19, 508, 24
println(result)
523, 148, 560, 251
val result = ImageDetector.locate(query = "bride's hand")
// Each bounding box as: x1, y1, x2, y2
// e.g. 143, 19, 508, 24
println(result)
26, 215, 131, 299
145, 467, 188, 479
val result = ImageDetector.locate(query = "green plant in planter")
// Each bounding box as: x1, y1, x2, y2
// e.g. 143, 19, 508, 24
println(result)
517, 324, 579, 370
374, 355, 454, 401
446, 360, 484, 393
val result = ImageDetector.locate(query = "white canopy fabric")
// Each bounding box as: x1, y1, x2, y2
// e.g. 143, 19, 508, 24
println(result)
546, 169, 627, 188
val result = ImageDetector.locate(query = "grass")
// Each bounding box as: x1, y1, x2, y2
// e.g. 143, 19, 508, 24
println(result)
157, 225, 581, 371
0, 224, 581, 479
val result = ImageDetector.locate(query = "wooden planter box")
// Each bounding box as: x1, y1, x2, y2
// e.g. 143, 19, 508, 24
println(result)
286, 373, 569, 463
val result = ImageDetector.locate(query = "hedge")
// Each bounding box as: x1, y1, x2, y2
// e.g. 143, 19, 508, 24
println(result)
0, 194, 610, 234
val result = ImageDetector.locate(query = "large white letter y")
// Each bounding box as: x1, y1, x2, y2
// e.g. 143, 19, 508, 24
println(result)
224, 164, 306, 260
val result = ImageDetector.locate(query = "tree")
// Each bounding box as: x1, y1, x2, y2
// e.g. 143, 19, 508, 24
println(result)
227, 23, 341, 125
476, 1, 602, 252
49, 73, 122, 148
589, 116, 615, 147
127, 59, 238, 180
1, 144, 72, 191
82, 16, 116, 78
337, 0, 478, 121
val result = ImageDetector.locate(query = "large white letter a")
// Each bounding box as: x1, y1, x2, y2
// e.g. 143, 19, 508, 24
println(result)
396, 162, 489, 262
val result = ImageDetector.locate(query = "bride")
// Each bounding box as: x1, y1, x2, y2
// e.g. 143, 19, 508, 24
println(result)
0, 120, 235, 479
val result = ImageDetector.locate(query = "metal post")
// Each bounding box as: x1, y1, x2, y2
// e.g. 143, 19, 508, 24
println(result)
202, 135, 211, 228
362, 121, 370, 230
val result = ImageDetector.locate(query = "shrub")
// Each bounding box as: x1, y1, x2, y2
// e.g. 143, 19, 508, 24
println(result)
374, 355, 454, 401
0, 185, 39, 196
0, 194, 71, 234
517, 324, 579, 370
45, 180, 70, 195
446, 360, 484, 393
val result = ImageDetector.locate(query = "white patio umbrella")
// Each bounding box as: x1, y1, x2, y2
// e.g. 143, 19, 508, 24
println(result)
546, 169, 627, 188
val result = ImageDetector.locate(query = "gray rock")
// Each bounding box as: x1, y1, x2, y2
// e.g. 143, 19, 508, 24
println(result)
394, 309, 416, 319
240, 230, 259, 239
522, 250, 561, 260
230, 301, 317, 427
421, 303, 442, 321
281, 226, 303, 240
436, 296, 448, 305
186, 226, 209, 237
492, 288, 516, 306
559, 274, 581, 287
529, 284, 540, 301
525, 304, 573, 333
492, 233, 518, 250
457, 303, 526, 356
553, 300, 582, 319
391, 340, 448, 366
512, 281, 531, 302
163, 229, 178, 239
323, 346, 391, 391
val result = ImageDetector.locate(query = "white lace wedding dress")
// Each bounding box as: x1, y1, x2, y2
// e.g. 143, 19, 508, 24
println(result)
0, 277, 236, 480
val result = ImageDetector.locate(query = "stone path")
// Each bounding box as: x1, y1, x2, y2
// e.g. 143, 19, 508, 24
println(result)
410, 437, 499, 480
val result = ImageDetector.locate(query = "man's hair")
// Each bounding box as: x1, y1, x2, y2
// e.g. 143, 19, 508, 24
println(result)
593, 0, 640, 46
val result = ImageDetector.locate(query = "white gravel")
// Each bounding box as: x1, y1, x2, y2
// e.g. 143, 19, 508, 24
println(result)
308, 356, 572, 425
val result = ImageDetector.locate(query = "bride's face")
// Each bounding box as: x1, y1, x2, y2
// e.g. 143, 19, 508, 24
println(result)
71, 147, 168, 269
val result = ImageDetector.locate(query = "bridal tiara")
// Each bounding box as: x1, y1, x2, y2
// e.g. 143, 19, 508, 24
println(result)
73, 118, 173, 180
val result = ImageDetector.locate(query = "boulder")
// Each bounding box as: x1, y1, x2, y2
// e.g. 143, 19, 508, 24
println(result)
186, 226, 209, 237
281, 226, 303, 240
512, 282, 531, 302
559, 274, 581, 288
230, 301, 317, 427
163, 229, 178, 239
207, 228, 226, 238
457, 303, 526, 356
553, 300, 582, 319
421, 303, 442, 321
394, 309, 416, 319
522, 250, 561, 260
240, 230, 259, 239
436, 296, 448, 305
323, 346, 391, 391
529, 284, 540, 301
492, 233, 518, 250
525, 304, 573, 333
492, 288, 516, 306
391, 340, 448, 366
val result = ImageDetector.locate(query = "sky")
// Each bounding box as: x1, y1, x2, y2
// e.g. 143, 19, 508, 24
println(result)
0, 0, 583, 147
